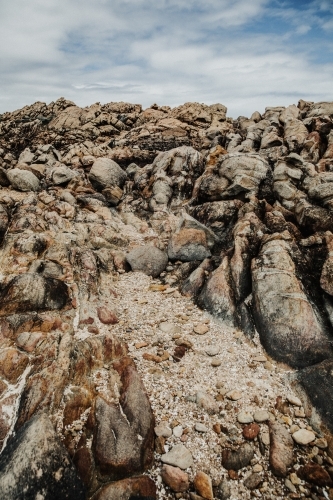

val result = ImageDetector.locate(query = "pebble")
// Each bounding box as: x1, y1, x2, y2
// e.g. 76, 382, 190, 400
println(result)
226, 390, 242, 401
135, 341, 148, 349
196, 392, 219, 414
155, 423, 172, 438
315, 438, 327, 449
194, 471, 213, 500
287, 395, 302, 406
161, 464, 189, 493
243, 423, 260, 440
193, 324, 209, 335
252, 356, 267, 362
269, 422, 294, 477
260, 431, 270, 446
294, 407, 305, 418
253, 464, 263, 473
161, 444, 194, 470
244, 472, 263, 490
285, 478, 296, 493
253, 410, 269, 423
195, 423, 208, 433
211, 359, 221, 367
222, 443, 254, 471
237, 411, 254, 424
173, 425, 183, 438
205, 346, 219, 356
292, 429, 316, 445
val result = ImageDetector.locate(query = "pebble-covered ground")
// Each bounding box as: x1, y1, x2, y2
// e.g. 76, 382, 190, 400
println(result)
103, 271, 333, 500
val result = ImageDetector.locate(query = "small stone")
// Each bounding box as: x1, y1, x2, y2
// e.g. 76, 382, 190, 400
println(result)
161, 465, 190, 493
155, 436, 166, 454
294, 407, 305, 418
237, 411, 254, 424
193, 324, 209, 335
243, 423, 260, 441
155, 423, 172, 438
161, 444, 194, 470
226, 390, 242, 401
297, 463, 333, 487
195, 423, 208, 433
159, 322, 181, 335
289, 472, 301, 485
213, 423, 221, 434
285, 478, 296, 493
315, 438, 328, 449
290, 425, 300, 434
205, 346, 219, 356
194, 471, 213, 500
211, 359, 221, 367
97, 306, 118, 324
260, 431, 270, 446
287, 395, 302, 407
196, 392, 219, 414
173, 425, 183, 438
292, 429, 316, 445
244, 472, 262, 490
228, 470, 238, 480
252, 356, 266, 362
264, 361, 274, 371
135, 342, 148, 349
253, 464, 263, 473
215, 479, 231, 500
222, 443, 254, 471
143, 353, 162, 363
253, 410, 269, 423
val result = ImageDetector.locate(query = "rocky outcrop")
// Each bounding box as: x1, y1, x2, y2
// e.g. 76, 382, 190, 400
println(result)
1, 96, 333, 496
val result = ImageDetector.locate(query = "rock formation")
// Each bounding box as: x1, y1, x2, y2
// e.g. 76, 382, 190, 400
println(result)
0, 97, 333, 498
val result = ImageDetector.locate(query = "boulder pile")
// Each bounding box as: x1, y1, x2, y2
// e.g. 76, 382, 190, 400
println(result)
0, 98, 333, 498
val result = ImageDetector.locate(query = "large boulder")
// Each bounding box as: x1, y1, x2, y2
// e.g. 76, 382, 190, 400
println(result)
89, 158, 127, 190
126, 245, 168, 277
198, 256, 237, 327
6, 168, 40, 191
0, 413, 86, 499
0, 273, 69, 316
252, 233, 332, 368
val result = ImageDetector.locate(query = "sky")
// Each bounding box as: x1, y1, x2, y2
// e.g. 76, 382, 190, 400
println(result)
0, 0, 332, 118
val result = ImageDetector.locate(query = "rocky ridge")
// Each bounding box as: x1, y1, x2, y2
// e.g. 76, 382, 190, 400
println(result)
0, 98, 332, 499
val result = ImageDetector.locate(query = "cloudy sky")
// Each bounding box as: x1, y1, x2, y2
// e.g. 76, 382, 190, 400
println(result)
1, 0, 332, 117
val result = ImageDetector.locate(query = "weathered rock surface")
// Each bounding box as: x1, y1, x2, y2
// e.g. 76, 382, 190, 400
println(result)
0, 413, 86, 499
1, 97, 333, 497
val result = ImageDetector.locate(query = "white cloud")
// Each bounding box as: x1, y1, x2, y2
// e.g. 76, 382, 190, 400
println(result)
0, 0, 332, 117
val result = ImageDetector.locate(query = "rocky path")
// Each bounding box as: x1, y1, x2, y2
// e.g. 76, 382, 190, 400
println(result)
108, 271, 333, 500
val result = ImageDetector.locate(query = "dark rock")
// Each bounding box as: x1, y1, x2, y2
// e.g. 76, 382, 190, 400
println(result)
243, 472, 263, 490
222, 443, 254, 471
126, 245, 168, 277
0, 413, 86, 499
0, 273, 69, 316
92, 475, 156, 500
297, 463, 332, 487
242, 423, 260, 440
168, 227, 211, 261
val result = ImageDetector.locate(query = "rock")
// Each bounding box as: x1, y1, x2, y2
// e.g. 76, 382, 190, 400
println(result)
97, 307, 119, 325
88, 157, 127, 190
226, 390, 242, 401
161, 464, 189, 493
253, 410, 269, 423
194, 471, 213, 500
198, 256, 237, 327
51, 165, 78, 185
237, 412, 254, 424
0, 273, 69, 316
252, 234, 331, 368
126, 245, 168, 278
168, 228, 211, 262
215, 479, 231, 499
195, 423, 208, 433
161, 444, 194, 470
287, 395, 302, 406
92, 475, 157, 499
205, 346, 219, 356
243, 423, 260, 440
173, 425, 183, 438
243, 472, 263, 490
222, 443, 254, 471
7, 168, 40, 191
296, 359, 333, 432
292, 429, 316, 445
155, 423, 172, 438
193, 324, 209, 335
297, 463, 332, 487
196, 391, 219, 414
0, 348, 29, 384
0, 413, 86, 499
269, 422, 294, 477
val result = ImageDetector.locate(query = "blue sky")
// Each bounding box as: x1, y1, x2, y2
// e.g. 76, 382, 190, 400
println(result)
0, 0, 332, 117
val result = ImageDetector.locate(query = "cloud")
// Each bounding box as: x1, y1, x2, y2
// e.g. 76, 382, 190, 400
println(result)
0, 0, 332, 117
